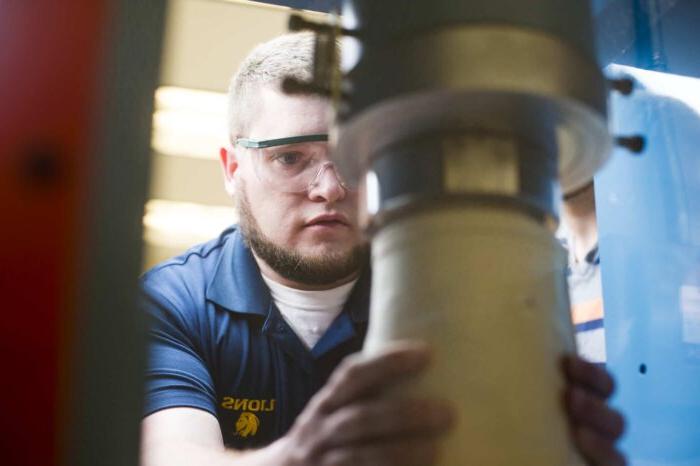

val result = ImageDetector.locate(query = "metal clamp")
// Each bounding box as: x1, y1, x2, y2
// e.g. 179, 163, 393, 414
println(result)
283, 12, 347, 102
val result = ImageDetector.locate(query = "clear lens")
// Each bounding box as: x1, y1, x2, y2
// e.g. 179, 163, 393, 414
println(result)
251, 141, 349, 193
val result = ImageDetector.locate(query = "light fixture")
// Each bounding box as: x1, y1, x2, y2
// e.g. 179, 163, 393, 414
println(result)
143, 199, 237, 248
151, 86, 229, 160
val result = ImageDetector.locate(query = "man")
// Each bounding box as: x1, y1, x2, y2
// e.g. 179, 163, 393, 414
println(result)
140, 33, 626, 466
560, 182, 606, 365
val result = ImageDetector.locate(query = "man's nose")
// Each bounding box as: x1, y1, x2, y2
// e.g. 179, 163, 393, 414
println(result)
308, 162, 347, 203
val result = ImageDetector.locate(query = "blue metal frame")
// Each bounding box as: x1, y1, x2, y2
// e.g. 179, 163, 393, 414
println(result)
595, 1, 700, 463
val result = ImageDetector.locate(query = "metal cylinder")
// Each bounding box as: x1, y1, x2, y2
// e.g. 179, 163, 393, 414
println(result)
330, 0, 611, 464
365, 207, 578, 465
334, 0, 610, 196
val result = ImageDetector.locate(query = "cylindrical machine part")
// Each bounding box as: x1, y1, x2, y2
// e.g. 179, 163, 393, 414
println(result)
329, 0, 611, 464
338, 0, 603, 117
365, 207, 578, 465
334, 0, 610, 196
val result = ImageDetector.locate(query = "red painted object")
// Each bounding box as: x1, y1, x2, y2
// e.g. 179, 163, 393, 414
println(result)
0, 2, 110, 465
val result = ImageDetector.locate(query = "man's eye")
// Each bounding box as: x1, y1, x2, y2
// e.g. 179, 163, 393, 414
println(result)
273, 152, 303, 166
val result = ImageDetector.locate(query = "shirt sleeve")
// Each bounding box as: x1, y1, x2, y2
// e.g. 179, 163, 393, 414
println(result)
140, 271, 218, 418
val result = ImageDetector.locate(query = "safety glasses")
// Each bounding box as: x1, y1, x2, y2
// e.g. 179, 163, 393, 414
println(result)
234, 134, 352, 194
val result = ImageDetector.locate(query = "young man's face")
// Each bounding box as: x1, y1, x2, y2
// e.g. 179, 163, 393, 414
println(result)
223, 85, 366, 286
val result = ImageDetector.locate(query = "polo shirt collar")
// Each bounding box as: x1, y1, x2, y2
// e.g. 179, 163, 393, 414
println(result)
206, 228, 270, 317
206, 227, 371, 322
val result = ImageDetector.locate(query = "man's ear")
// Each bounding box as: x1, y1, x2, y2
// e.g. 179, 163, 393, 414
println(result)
219, 146, 238, 197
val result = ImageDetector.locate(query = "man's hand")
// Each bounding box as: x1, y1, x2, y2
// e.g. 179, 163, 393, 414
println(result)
563, 355, 627, 466
274, 342, 455, 466
272, 346, 627, 466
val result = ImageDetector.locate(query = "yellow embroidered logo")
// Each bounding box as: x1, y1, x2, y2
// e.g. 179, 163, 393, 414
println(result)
235, 412, 259, 437
221, 397, 275, 438
221, 397, 276, 412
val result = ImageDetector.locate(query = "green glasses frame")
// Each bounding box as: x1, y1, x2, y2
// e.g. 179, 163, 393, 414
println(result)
234, 133, 328, 149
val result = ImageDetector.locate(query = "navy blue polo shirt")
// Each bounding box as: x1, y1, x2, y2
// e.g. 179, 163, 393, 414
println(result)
141, 226, 369, 448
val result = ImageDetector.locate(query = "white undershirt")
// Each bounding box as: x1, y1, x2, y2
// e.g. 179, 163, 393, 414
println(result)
261, 275, 358, 349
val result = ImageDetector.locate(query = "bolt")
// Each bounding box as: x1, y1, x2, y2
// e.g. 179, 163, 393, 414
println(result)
616, 135, 646, 154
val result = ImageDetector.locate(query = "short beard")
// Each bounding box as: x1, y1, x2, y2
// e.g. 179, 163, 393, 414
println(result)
236, 184, 368, 286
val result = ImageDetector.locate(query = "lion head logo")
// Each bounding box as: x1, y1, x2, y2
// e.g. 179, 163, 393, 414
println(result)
235, 412, 260, 438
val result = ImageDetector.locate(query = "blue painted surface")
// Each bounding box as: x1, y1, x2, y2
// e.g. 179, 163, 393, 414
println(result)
252, 0, 338, 13
598, 66, 700, 464
595, 0, 700, 77
595, 1, 700, 463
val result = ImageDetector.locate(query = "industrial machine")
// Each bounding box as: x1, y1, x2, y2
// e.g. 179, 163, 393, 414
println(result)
287, 0, 700, 464
1, 0, 697, 465
288, 0, 610, 464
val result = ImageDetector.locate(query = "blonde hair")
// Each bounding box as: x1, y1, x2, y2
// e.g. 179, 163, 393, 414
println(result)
227, 32, 315, 138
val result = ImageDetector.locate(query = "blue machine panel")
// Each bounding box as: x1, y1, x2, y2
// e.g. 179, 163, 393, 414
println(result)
598, 65, 700, 464
595, 1, 700, 462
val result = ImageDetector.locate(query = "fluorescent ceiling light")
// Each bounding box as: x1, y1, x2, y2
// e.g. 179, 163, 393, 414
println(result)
151, 86, 228, 160
143, 199, 237, 248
